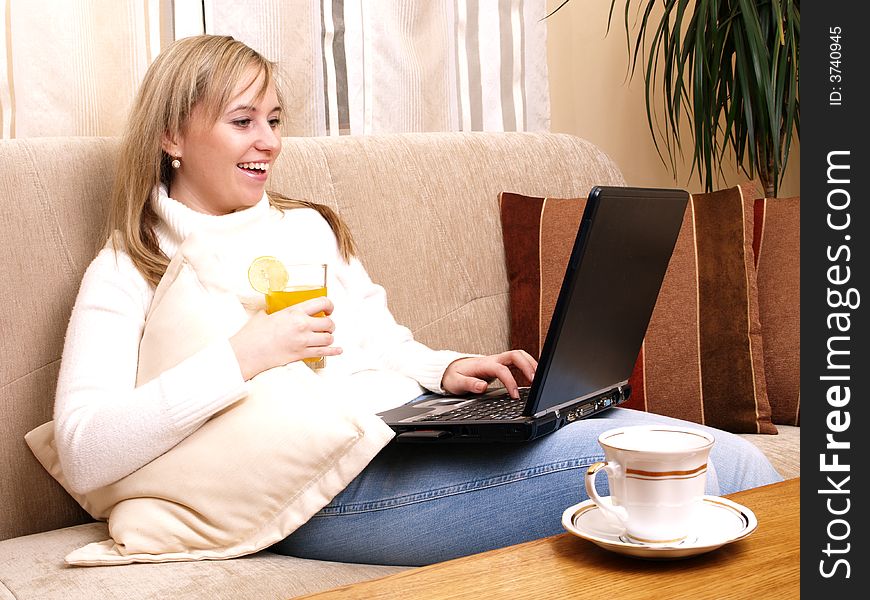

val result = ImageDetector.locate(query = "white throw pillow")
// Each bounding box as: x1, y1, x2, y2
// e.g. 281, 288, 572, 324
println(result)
26, 231, 395, 565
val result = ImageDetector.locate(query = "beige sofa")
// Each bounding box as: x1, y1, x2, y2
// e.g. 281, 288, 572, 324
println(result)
0, 132, 798, 599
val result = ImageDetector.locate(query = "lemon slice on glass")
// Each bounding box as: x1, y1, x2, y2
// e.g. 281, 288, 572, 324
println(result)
247, 256, 288, 294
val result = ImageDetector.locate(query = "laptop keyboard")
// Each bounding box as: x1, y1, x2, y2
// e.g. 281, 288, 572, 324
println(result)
424, 388, 530, 421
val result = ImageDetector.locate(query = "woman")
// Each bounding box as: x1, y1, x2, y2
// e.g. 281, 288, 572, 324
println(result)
53, 35, 781, 567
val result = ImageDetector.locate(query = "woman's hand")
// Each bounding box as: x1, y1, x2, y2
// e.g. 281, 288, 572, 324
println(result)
441, 350, 538, 399
230, 296, 342, 380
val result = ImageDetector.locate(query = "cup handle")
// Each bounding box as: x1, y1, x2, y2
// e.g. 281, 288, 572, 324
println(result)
585, 461, 629, 528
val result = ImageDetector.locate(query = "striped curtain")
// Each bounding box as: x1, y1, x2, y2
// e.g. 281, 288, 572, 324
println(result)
0, 0, 174, 139
205, 0, 550, 135
0, 0, 548, 139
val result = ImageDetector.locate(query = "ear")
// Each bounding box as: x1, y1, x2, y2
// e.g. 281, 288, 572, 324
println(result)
161, 130, 182, 157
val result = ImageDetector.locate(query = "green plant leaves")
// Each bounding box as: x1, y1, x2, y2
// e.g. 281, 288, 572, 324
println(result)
597, 0, 801, 196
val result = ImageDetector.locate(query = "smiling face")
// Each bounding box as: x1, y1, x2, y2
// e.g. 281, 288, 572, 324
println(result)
162, 69, 282, 215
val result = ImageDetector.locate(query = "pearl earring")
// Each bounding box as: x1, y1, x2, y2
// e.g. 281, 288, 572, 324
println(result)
171, 157, 181, 169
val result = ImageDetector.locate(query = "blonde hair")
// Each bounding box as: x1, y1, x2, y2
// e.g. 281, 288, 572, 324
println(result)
107, 34, 355, 287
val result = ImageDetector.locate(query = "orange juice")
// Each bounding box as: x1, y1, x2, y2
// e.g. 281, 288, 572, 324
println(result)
266, 285, 328, 368
265, 286, 327, 314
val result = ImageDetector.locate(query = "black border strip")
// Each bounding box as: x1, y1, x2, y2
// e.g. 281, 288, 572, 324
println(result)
802, 1, 869, 595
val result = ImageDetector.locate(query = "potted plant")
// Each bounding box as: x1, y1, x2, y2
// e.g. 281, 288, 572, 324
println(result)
548, 0, 799, 197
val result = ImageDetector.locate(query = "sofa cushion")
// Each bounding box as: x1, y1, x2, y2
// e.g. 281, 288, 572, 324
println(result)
25, 231, 394, 565
753, 197, 801, 426
0, 137, 118, 542
0, 522, 407, 599
740, 425, 800, 480
500, 187, 777, 434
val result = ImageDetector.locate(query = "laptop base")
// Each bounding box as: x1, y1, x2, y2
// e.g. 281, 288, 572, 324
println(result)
387, 386, 629, 443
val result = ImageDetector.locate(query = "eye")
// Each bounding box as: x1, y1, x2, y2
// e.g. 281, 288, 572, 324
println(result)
232, 118, 252, 128
269, 117, 282, 128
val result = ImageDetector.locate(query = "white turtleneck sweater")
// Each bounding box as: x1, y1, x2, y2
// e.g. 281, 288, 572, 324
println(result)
54, 189, 467, 494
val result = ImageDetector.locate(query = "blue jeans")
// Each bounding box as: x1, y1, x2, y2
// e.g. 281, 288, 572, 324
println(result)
271, 407, 782, 566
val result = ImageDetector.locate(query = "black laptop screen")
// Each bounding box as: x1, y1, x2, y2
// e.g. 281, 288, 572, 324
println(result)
527, 187, 688, 416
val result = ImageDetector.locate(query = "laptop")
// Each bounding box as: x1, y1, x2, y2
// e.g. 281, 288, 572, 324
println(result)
378, 186, 689, 443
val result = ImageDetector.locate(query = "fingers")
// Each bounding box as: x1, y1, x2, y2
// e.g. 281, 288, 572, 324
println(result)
306, 331, 336, 348
310, 315, 335, 334
445, 351, 536, 399
272, 302, 335, 332
485, 350, 537, 397
499, 349, 537, 385
294, 296, 335, 316
305, 321, 341, 356
307, 343, 343, 358
489, 363, 520, 398
453, 374, 489, 395
269, 302, 342, 360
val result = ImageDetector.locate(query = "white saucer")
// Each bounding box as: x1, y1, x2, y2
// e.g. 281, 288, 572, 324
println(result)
561, 495, 757, 559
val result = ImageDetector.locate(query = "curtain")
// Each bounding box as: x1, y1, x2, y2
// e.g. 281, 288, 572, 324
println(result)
205, 0, 550, 135
0, 0, 549, 139
0, 0, 174, 139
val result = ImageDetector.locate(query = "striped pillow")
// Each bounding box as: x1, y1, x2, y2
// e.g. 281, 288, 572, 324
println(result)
499, 194, 588, 361
753, 197, 800, 426
499, 187, 777, 434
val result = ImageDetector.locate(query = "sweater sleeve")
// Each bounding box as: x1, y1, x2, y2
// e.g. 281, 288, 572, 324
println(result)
334, 255, 476, 393
53, 248, 248, 494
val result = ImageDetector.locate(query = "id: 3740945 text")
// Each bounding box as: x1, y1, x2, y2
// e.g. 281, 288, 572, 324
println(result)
829, 26, 844, 107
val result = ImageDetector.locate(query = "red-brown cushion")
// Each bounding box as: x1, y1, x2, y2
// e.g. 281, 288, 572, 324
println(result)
500, 187, 777, 434
499, 194, 588, 360
753, 197, 800, 425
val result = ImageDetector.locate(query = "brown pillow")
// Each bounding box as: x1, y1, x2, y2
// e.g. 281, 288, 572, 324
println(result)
500, 187, 777, 434
499, 194, 588, 361
753, 197, 800, 425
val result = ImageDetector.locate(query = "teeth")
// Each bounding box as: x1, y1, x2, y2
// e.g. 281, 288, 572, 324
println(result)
238, 162, 269, 171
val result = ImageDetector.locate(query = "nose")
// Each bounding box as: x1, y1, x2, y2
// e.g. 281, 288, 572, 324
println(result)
255, 121, 281, 153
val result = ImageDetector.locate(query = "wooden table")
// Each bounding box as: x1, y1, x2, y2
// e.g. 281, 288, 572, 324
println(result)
298, 478, 799, 599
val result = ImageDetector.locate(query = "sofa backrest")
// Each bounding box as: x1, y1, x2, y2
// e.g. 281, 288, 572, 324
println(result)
0, 132, 624, 540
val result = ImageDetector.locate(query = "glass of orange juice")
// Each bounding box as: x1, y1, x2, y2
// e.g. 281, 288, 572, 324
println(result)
264, 263, 328, 369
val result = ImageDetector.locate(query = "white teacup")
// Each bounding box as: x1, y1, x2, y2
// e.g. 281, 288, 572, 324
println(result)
585, 425, 715, 545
